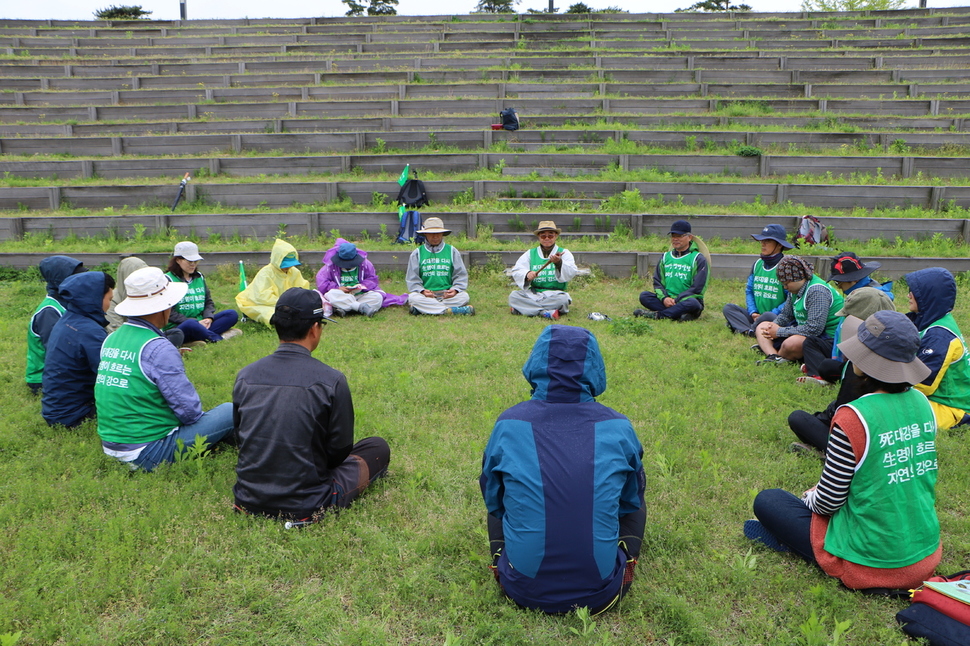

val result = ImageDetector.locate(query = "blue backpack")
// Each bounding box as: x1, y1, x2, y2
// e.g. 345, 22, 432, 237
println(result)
395, 209, 425, 245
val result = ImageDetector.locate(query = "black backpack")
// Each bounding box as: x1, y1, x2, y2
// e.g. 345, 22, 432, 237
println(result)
396, 171, 429, 209
500, 107, 519, 131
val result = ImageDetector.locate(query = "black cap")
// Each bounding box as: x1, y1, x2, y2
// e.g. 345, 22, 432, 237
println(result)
668, 220, 692, 235
271, 288, 336, 324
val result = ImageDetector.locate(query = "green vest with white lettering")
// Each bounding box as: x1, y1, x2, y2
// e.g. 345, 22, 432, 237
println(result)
922, 313, 970, 411
751, 259, 785, 314
825, 390, 939, 568
339, 268, 360, 288
529, 245, 568, 292
660, 248, 704, 299
793, 275, 844, 338
25, 296, 65, 385
418, 244, 454, 292
165, 271, 207, 320
96, 324, 181, 444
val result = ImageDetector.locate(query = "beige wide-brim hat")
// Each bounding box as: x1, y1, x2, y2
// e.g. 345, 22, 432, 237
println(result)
115, 267, 189, 317
534, 220, 561, 235
416, 217, 451, 235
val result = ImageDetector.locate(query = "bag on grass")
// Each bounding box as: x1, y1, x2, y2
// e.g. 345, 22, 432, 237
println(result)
395, 208, 425, 246
896, 570, 970, 646
500, 107, 519, 131
794, 215, 828, 246
397, 171, 429, 209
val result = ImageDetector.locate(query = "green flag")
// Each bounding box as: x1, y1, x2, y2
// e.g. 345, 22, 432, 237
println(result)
238, 260, 247, 292
397, 164, 410, 187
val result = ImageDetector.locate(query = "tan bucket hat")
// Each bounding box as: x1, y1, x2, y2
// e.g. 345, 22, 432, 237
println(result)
534, 220, 561, 235
416, 217, 451, 235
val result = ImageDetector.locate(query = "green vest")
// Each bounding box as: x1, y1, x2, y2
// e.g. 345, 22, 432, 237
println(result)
529, 245, 568, 292
339, 268, 360, 288
25, 296, 65, 384
793, 275, 844, 338
660, 248, 705, 299
825, 390, 939, 568
418, 244, 454, 292
165, 271, 207, 321
922, 313, 970, 411
751, 259, 785, 314
95, 324, 181, 444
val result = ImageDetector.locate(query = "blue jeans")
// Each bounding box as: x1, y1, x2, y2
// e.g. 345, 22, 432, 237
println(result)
753, 488, 817, 563
132, 402, 235, 471
178, 310, 239, 343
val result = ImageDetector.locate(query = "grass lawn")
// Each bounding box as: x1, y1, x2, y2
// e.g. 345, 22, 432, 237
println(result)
1, 261, 968, 645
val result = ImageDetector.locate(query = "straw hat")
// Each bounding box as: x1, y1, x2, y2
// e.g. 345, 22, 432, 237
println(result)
416, 217, 451, 235
115, 267, 189, 317
534, 220, 561, 235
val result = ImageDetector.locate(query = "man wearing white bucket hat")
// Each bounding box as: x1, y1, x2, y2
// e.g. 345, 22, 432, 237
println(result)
405, 217, 475, 316
95, 267, 235, 471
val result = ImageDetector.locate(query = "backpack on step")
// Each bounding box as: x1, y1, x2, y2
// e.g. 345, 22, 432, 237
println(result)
500, 107, 519, 131
397, 171, 429, 209
794, 215, 828, 247
395, 208, 425, 245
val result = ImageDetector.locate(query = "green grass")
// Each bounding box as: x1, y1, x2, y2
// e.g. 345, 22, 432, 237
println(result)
1, 264, 969, 644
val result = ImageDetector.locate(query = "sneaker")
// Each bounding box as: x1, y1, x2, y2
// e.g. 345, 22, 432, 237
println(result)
540, 309, 559, 320
333, 308, 347, 318
182, 340, 207, 350
743, 520, 790, 553
800, 363, 809, 375
451, 306, 475, 316
510, 307, 521, 315
409, 306, 421, 316
219, 328, 243, 341
756, 354, 788, 366
633, 309, 659, 319
750, 344, 766, 355
795, 375, 830, 387
359, 305, 377, 318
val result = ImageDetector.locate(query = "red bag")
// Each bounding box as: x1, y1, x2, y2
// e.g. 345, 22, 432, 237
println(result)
911, 571, 970, 625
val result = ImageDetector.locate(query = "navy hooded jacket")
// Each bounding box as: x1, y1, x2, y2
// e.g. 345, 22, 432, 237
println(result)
42, 272, 110, 427
30, 255, 84, 347
480, 326, 645, 613
906, 267, 964, 388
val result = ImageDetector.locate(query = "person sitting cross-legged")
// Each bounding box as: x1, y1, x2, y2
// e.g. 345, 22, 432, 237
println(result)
481, 326, 646, 615
26, 255, 85, 394
508, 220, 578, 320
722, 223, 792, 337
96, 267, 235, 471
233, 287, 390, 521
634, 220, 709, 321
316, 238, 408, 318
405, 217, 474, 316
747, 311, 941, 592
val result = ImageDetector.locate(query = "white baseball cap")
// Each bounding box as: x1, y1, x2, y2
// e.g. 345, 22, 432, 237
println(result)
115, 267, 189, 317
173, 241, 203, 262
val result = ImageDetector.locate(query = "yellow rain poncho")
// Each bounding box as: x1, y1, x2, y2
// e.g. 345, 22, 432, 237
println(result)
235, 239, 310, 325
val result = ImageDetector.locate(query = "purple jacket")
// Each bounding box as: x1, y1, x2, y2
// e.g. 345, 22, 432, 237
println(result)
315, 238, 408, 308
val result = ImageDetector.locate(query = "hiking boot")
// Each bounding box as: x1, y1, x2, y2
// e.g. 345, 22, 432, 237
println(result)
409, 306, 421, 316
182, 340, 207, 350
451, 306, 475, 316
540, 309, 559, 321
359, 304, 377, 318
743, 520, 790, 553
510, 307, 521, 315
333, 308, 347, 318
756, 354, 789, 366
633, 309, 659, 320
219, 328, 243, 341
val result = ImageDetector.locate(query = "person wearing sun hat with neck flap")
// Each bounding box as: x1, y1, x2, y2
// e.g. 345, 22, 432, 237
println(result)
405, 217, 474, 316
747, 310, 941, 591
508, 220, 578, 320
236, 238, 310, 325
96, 267, 235, 471
316, 237, 408, 317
